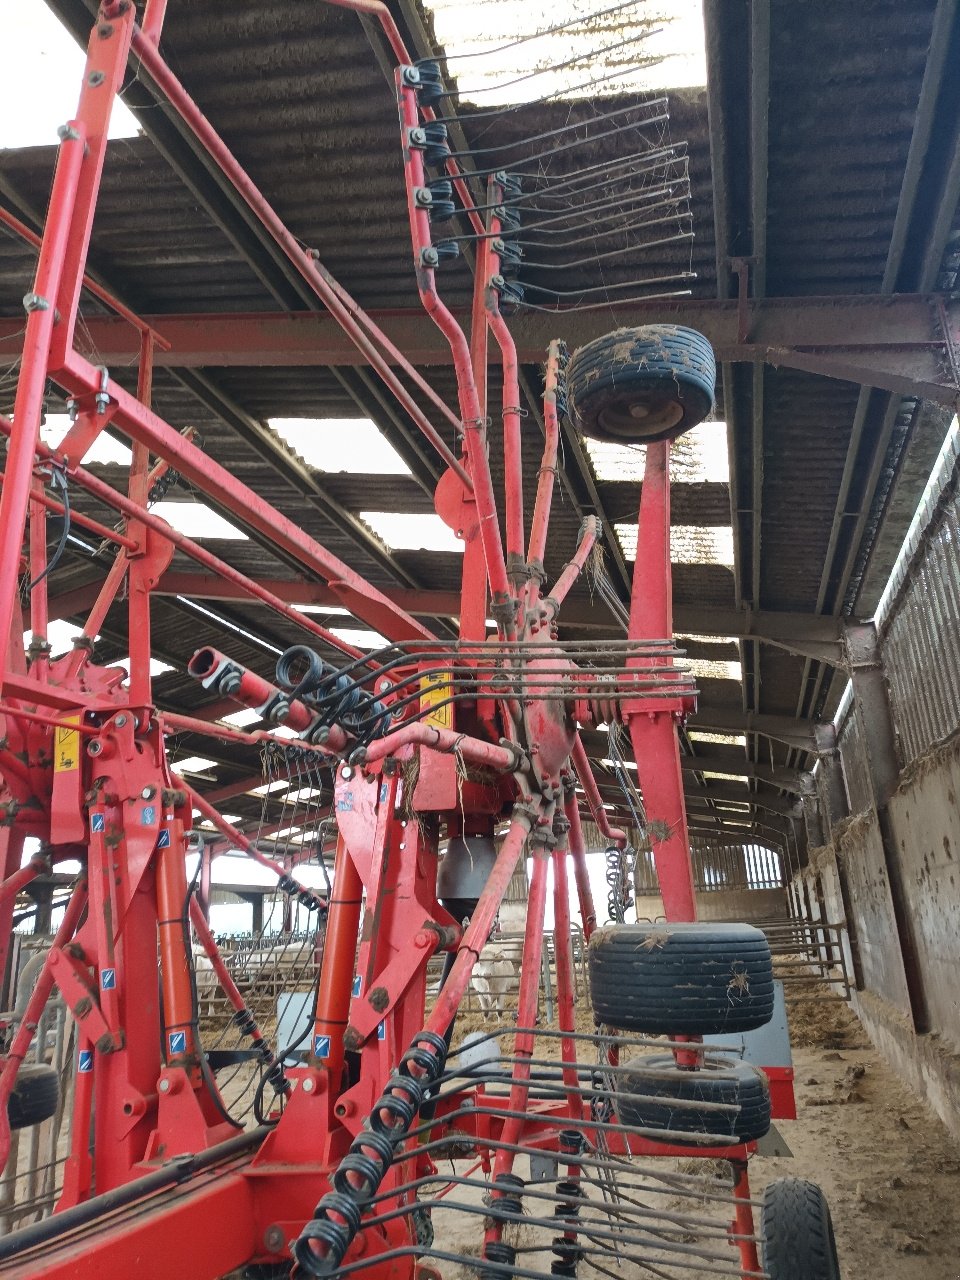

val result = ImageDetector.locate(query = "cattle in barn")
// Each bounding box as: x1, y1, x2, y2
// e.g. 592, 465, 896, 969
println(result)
470, 943, 519, 1018
192, 946, 219, 1018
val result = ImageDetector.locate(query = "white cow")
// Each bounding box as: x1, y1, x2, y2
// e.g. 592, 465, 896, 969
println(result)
191, 946, 219, 1018
470, 943, 519, 1019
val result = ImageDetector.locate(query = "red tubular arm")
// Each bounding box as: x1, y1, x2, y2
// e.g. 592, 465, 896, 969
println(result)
123, 28, 462, 493
483, 180, 525, 580
396, 76, 513, 619
564, 785, 598, 939
572, 734, 627, 845
358, 722, 520, 771
527, 339, 564, 600
424, 802, 539, 1035
543, 516, 600, 614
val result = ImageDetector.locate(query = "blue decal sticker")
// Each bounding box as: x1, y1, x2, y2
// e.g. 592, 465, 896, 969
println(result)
78, 1049, 93, 1073
100, 968, 116, 991
168, 1031, 187, 1055
336, 793, 354, 813
314, 1034, 331, 1059
377, 1021, 386, 1041
91, 814, 105, 833
141, 805, 156, 826
157, 828, 171, 848
379, 783, 388, 804
352, 976, 362, 997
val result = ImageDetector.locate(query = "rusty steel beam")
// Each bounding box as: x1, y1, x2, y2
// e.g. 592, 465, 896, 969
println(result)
2, 292, 953, 382
48, 572, 845, 653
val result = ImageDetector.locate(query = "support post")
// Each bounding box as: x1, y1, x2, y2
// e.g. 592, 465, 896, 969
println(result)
844, 622, 929, 1032
819, 750, 849, 834
799, 773, 825, 849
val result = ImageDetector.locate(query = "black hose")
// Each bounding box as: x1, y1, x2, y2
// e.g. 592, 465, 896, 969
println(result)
28, 468, 71, 591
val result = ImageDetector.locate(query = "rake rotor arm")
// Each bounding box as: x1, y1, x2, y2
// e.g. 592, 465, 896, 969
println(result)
572, 733, 627, 845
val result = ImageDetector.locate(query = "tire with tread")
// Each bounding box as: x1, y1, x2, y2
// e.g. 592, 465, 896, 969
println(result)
616, 1054, 770, 1145
761, 1178, 841, 1280
588, 922, 774, 1034
7, 1062, 60, 1130
566, 324, 716, 444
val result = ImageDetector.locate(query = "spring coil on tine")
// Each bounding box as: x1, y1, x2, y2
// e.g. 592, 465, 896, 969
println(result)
294, 1029, 448, 1274
426, 178, 456, 222
554, 1179, 585, 1224
415, 60, 446, 106
481, 1241, 517, 1280
551, 1236, 583, 1277
349, 1124, 396, 1173
332, 1151, 383, 1206
488, 1171, 525, 1221
293, 1192, 363, 1278
422, 121, 451, 165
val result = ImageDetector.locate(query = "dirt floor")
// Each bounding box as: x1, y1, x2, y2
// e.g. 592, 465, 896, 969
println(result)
753, 998, 960, 1280
443, 987, 960, 1280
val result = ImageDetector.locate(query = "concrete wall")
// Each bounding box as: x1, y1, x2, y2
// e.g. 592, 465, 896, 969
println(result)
798, 731, 960, 1137
634, 887, 788, 923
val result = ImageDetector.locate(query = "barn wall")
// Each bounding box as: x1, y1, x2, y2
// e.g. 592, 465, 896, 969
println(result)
799, 733, 960, 1138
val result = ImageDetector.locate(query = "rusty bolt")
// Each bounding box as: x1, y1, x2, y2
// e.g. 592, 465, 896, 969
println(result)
75, 997, 92, 1017
263, 1225, 285, 1253
335, 1100, 355, 1118
88, 71, 105, 87
368, 986, 389, 1013
97, 23, 114, 37
343, 1026, 362, 1052
95, 1033, 114, 1053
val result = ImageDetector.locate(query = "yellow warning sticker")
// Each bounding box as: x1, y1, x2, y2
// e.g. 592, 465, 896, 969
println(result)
420, 672, 453, 731
54, 716, 81, 773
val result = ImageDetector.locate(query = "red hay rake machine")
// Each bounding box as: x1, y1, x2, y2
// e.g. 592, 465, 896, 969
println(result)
0, 3, 840, 1279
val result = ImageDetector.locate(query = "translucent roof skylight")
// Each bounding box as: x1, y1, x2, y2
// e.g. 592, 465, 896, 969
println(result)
329, 627, 390, 649
1, 8, 138, 148
425, 0, 707, 104
360, 512, 464, 554
248, 780, 290, 796
170, 756, 218, 777
683, 657, 742, 682
150, 501, 247, 541
221, 708, 262, 728
615, 523, 735, 565
270, 419, 410, 476
39, 414, 132, 467
688, 731, 746, 747
586, 422, 729, 485
107, 658, 175, 680
292, 605, 351, 616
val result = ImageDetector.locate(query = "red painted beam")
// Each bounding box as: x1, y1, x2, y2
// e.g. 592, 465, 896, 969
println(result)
0, 295, 952, 370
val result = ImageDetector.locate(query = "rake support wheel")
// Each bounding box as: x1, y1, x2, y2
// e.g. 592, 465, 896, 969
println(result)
566, 324, 716, 444
7, 1063, 60, 1131
616, 1053, 771, 1145
588, 922, 774, 1034
761, 1178, 842, 1280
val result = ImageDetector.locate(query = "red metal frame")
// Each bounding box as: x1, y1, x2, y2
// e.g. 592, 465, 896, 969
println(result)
0, 5, 780, 1278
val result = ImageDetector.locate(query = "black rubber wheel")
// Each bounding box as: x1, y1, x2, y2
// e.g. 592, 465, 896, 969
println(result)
7, 1063, 60, 1130
616, 1054, 771, 1145
761, 1179, 841, 1280
588, 922, 774, 1034
566, 325, 716, 444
